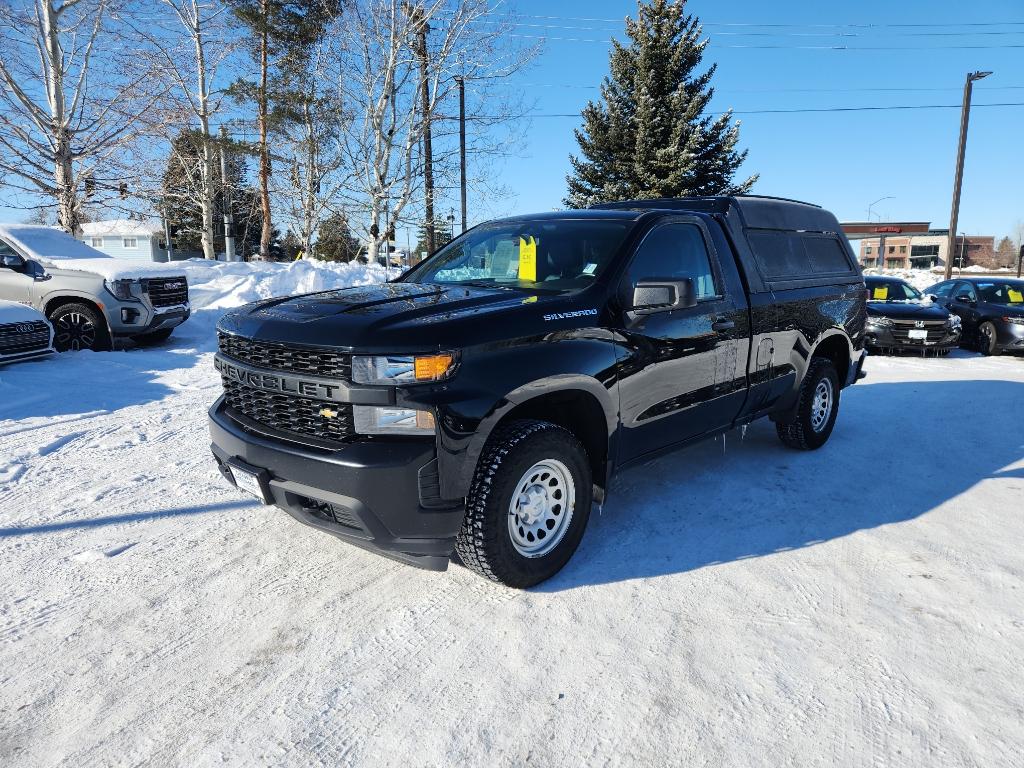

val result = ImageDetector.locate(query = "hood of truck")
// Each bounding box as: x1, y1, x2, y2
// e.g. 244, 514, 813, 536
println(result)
217, 281, 600, 352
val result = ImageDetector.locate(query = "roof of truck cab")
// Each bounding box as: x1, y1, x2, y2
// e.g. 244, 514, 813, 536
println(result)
492, 209, 646, 223
590, 195, 843, 234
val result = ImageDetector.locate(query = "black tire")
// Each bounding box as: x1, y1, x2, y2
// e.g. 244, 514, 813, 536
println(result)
978, 321, 999, 356
48, 302, 112, 352
131, 328, 174, 346
775, 357, 841, 450
455, 420, 592, 588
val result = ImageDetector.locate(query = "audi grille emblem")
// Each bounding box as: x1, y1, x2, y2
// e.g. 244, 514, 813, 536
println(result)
914, 320, 925, 328
15, 323, 34, 333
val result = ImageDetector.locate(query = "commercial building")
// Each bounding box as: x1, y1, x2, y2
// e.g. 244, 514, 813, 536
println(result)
841, 221, 1005, 270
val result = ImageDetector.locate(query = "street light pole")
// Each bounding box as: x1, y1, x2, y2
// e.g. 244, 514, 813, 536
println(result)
944, 70, 992, 280
867, 195, 894, 222
455, 75, 467, 233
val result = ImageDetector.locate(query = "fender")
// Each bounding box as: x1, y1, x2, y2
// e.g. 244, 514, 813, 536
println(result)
42, 289, 116, 340
437, 373, 618, 501
772, 327, 856, 421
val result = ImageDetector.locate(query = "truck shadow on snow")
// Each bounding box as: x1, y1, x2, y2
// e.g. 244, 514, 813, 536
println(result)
537, 379, 1024, 591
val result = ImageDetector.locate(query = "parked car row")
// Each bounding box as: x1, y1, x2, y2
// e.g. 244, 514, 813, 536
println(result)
863, 274, 1024, 357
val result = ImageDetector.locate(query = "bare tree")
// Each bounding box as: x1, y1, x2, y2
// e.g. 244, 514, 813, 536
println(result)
124, 1, 236, 259
338, 0, 535, 263
0, 0, 165, 231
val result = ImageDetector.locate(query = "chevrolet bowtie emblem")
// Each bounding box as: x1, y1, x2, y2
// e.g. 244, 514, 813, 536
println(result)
319, 407, 339, 419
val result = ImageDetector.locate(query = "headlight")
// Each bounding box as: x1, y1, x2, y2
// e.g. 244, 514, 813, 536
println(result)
352, 406, 435, 435
946, 314, 962, 329
351, 353, 455, 385
868, 316, 893, 328
105, 279, 137, 300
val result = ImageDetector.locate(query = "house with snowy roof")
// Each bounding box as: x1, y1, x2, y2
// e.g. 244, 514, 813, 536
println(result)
80, 220, 168, 261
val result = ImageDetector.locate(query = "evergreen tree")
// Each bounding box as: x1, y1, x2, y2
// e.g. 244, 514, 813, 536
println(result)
414, 222, 453, 258
564, 0, 756, 208
314, 212, 361, 262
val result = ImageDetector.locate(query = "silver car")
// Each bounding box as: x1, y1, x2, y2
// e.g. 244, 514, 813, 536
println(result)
0, 224, 190, 351
0, 299, 55, 364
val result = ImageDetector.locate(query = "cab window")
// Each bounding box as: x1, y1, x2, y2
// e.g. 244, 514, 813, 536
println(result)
625, 223, 718, 300
928, 281, 954, 298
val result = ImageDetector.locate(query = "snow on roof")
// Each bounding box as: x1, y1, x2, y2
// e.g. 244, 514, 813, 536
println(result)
80, 219, 161, 236
0, 224, 184, 280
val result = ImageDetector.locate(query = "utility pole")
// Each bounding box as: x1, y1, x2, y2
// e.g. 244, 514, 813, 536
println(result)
219, 125, 236, 262
408, 3, 435, 253
944, 70, 992, 280
163, 213, 174, 262
456, 75, 467, 233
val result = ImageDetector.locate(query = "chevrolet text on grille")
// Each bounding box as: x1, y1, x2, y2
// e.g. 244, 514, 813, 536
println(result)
214, 355, 346, 401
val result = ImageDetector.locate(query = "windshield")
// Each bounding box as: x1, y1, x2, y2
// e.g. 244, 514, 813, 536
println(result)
401, 219, 631, 293
975, 281, 1024, 306
867, 279, 921, 302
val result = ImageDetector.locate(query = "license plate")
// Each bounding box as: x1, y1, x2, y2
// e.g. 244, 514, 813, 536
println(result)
908, 329, 928, 340
228, 462, 270, 504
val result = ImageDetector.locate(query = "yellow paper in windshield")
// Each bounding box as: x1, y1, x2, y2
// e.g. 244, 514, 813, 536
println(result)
519, 236, 537, 282
1008, 289, 1023, 303
873, 286, 888, 300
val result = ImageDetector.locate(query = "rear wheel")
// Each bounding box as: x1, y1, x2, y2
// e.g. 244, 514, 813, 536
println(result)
49, 302, 111, 352
978, 321, 999, 356
455, 420, 592, 588
775, 357, 841, 450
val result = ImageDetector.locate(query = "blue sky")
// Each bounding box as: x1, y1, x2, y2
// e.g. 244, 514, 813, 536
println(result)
485, 0, 1024, 238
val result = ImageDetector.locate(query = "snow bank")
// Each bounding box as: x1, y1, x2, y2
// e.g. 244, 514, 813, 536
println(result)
179, 257, 395, 313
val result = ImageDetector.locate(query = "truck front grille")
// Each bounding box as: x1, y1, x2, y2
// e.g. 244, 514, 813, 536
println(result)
0, 320, 50, 355
221, 378, 355, 443
217, 332, 351, 379
145, 277, 189, 307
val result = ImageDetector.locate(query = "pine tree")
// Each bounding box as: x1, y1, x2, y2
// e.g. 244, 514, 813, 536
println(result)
565, 0, 756, 208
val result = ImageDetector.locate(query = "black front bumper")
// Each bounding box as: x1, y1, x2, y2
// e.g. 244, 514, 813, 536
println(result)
208, 398, 465, 570
865, 326, 960, 352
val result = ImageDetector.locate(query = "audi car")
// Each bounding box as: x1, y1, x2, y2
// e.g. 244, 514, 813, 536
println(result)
0, 300, 55, 365
863, 275, 961, 355
924, 277, 1024, 355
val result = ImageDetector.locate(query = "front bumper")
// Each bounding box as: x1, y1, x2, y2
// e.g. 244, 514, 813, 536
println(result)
208, 398, 465, 570
994, 320, 1024, 351
107, 299, 191, 337
864, 324, 960, 352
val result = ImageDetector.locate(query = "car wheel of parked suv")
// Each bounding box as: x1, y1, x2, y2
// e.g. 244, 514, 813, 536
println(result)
131, 328, 174, 347
978, 321, 999, 356
775, 357, 840, 451
49, 302, 111, 352
456, 420, 593, 588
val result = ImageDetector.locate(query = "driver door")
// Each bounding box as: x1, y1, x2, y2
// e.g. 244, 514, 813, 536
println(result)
614, 219, 740, 462
0, 238, 34, 303
948, 281, 980, 335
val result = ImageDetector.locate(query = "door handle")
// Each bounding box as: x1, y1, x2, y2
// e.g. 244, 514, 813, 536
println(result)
712, 319, 735, 332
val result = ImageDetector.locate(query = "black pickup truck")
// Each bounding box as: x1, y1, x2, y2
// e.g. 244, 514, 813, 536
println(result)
210, 195, 867, 587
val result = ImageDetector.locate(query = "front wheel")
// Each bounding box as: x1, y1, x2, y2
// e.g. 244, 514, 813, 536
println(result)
455, 420, 592, 588
49, 302, 112, 352
775, 357, 841, 450
978, 321, 999, 356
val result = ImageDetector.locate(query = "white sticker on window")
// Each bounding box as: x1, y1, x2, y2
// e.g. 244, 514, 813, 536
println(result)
582, 263, 597, 275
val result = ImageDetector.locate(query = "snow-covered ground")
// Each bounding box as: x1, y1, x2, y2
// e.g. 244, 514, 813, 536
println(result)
1, 261, 1023, 767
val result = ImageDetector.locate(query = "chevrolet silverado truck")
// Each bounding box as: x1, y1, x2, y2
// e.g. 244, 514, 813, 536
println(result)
210, 196, 867, 587
0, 225, 190, 351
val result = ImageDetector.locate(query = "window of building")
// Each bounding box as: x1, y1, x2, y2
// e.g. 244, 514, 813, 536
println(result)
123, 237, 138, 249
888, 245, 896, 254
899, 245, 907, 254
885, 258, 903, 269
90, 237, 103, 248
911, 244, 940, 258
865, 246, 873, 255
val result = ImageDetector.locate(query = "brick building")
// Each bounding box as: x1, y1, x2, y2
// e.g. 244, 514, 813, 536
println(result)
841, 222, 1008, 270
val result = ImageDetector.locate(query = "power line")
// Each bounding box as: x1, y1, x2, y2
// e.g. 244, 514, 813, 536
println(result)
475, 13, 1024, 30
507, 33, 1024, 50
513, 83, 1024, 93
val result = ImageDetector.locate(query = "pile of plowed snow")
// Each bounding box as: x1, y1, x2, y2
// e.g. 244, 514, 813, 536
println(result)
180, 257, 394, 313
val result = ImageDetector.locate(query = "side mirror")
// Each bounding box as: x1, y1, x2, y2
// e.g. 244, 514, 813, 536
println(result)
1, 253, 25, 270
956, 295, 976, 306
628, 278, 697, 315
924, 293, 938, 301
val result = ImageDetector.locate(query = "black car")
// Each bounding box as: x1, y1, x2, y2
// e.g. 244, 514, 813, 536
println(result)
209, 195, 866, 587
924, 277, 1024, 355
863, 275, 961, 355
